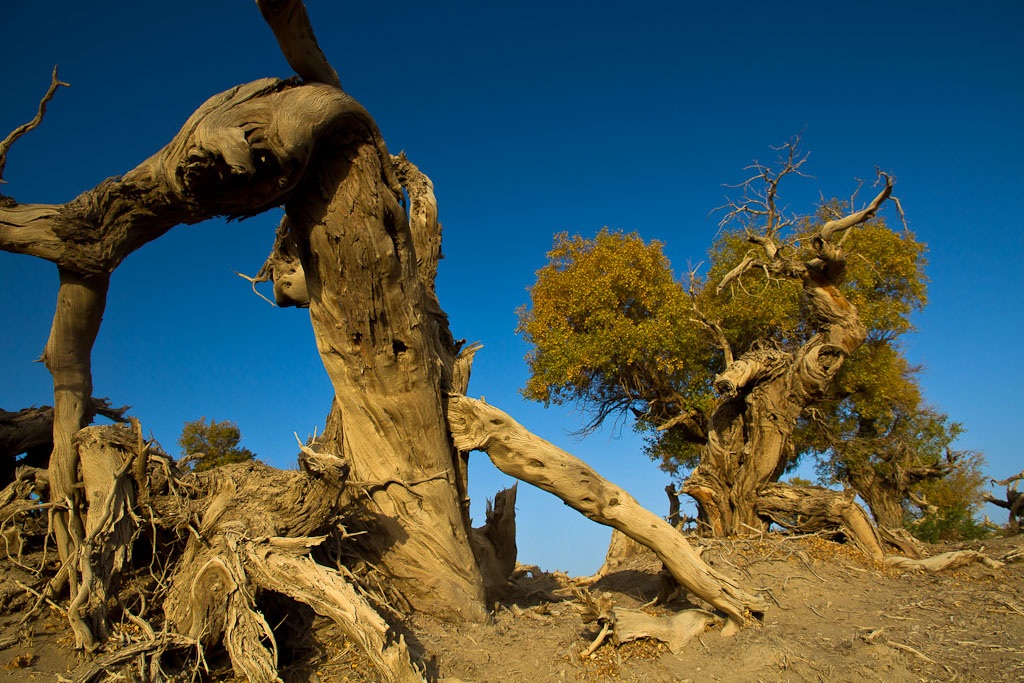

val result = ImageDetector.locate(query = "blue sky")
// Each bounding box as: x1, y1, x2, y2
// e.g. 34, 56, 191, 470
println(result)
2, 1, 1021, 575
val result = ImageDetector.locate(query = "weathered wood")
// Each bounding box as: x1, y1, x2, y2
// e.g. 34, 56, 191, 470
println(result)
160, 445, 426, 682
246, 539, 426, 683
68, 425, 139, 651
0, 400, 127, 485
286, 138, 487, 622
43, 270, 108, 594
470, 484, 518, 601
611, 608, 719, 653
885, 550, 1003, 572
680, 168, 892, 538
755, 483, 885, 561
447, 395, 767, 625
256, 0, 341, 88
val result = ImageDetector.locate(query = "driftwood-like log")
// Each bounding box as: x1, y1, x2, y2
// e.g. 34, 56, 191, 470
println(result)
576, 588, 719, 655
611, 608, 720, 653
446, 395, 767, 625
884, 550, 1003, 572
756, 483, 885, 561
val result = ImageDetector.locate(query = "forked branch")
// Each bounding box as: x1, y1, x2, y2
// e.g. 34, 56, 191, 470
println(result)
818, 171, 894, 242
686, 265, 733, 365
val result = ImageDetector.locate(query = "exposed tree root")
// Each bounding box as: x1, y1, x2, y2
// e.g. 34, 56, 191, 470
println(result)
61, 632, 200, 683
2, 421, 427, 683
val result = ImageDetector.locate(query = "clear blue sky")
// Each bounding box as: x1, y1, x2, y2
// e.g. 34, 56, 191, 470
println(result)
2, 1, 1021, 575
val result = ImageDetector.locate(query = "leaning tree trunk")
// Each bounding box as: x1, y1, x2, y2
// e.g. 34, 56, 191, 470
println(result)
282, 137, 488, 622
850, 471, 905, 530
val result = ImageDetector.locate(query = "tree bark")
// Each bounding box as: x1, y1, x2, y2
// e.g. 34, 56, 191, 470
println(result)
284, 139, 487, 622
756, 483, 885, 561
43, 270, 109, 591
469, 484, 519, 601
681, 177, 891, 538
447, 395, 767, 625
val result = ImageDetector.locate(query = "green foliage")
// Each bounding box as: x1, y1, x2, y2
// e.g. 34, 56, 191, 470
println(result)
908, 450, 992, 542
516, 153, 976, 536
178, 417, 256, 472
517, 229, 716, 435
518, 211, 932, 484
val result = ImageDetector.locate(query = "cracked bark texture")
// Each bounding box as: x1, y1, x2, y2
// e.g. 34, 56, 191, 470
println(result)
1, 0, 772, 661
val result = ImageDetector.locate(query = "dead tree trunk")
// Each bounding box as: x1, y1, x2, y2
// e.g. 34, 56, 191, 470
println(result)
680, 156, 893, 540
281, 141, 489, 622
1, 0, 769, 656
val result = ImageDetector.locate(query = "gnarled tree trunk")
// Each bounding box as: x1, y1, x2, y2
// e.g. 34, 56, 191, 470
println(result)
682, 173, 892, 539
283, 138, 489, 622
2, 1, 769, 664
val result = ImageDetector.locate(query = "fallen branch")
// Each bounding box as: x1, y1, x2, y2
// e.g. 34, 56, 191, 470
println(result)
447, 395, 767, 626
884, 550, 1003, 572
60, 632, 200, 683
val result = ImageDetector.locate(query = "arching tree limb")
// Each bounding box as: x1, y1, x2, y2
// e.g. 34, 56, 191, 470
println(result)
446, 394, 767, 625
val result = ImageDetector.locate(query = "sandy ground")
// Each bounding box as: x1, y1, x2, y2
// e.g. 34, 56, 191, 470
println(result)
2, 533, 1022, 682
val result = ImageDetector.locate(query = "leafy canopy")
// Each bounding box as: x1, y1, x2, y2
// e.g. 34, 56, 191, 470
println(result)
518, 210, 930, 481
178, 417, 256, 471
517, 229, 715, 434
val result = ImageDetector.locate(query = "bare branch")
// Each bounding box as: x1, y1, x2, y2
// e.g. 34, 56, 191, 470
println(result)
256, 0, 341, 88
715, 256, 758, 294
0, 66, 69, 185
991, 469, 1024, 488
818, 171, 894, 242
685, 265, 733, 365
